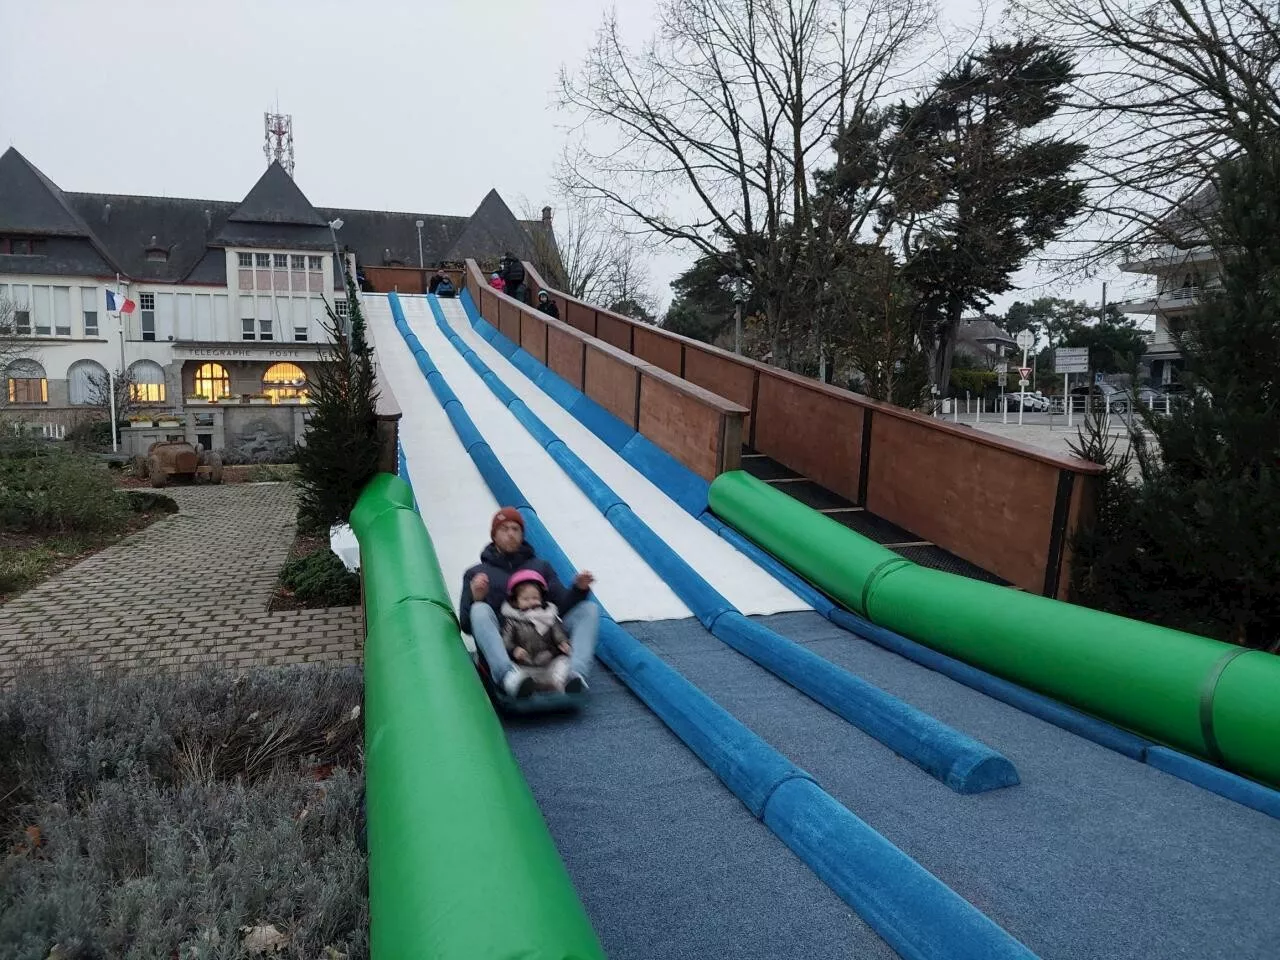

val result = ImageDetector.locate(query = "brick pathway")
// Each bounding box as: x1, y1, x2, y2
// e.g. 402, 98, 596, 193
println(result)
0, 483, 364, 683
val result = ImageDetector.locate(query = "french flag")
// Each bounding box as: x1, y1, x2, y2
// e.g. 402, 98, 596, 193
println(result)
106, 290, 136, 314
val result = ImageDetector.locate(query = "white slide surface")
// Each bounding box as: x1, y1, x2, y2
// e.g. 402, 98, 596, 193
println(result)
365, 293, 692, 622
434, 296, 809, 617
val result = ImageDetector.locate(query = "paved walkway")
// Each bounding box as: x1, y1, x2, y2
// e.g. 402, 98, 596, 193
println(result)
0, 483, 363, 682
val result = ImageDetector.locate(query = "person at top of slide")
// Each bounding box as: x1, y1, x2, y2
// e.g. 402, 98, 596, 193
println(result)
460, 507, 599, 698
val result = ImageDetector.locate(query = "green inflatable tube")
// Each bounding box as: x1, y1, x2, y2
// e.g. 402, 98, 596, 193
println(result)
708, 470, 1280, 788
351, 475, 605, 960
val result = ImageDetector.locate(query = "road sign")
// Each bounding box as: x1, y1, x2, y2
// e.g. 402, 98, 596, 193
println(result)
1018, 379, 1030, 388
1095, 372, 1105, 385
1015, 330, 1035, 351
1054, 347, 1089, 374
1018, 366, 1032, 380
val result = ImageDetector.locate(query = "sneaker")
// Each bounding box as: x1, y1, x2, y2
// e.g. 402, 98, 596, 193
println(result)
502, 667, 534, 699
564, 673, 588, 695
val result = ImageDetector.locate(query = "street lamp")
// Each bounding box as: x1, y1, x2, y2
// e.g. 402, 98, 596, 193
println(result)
328, 218, 351, 341
415, 219, 424, 270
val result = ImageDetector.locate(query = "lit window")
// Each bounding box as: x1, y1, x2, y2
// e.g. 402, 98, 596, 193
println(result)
292, 255, 306, 269
5, 359, 47, 404
255, 253, 270, 268
258, 318, 274, 341
193, 362, 231, 400
274, 253, 289, 269
242, 318, 256, 341
128, 359, 167, 403
238, 252, 253, 267
263, 362, 308, 401
308, 255, 322, 270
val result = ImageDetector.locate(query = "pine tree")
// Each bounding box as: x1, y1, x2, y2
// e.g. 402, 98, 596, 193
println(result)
1070, 142, 1280, 650
295, 275, 381, 532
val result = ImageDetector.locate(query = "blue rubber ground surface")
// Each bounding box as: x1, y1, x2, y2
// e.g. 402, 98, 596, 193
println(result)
616, 612, 1280, 960
501, 650, 897, 960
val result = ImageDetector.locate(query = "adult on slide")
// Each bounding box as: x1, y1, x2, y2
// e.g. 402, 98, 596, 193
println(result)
460, 507, 599, 698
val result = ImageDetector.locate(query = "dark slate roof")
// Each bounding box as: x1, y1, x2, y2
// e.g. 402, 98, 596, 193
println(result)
0, 148, 94, 237
314, 207, 468, 268
444, 189, 539, 261
0, 236, 115, 278
3, 149, 556, 284
960, 318, 1016, 345
65, 193, 236, 283
227, 161, 328, 226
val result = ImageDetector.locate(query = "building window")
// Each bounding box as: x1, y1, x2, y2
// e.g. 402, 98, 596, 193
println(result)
263, 362, 308, 401
273, 253, 288, 269
33, 286, 50, 335
242, 318, 256, 341
255, 253, 270, 268
193, 362, 231, 400
53, 286, 72, 337
238, 252, 253, 268
82, 287, 99, 337
308, 255, 322, 270
68, 359, 108, 405
5, 359, 48, 404
258, 318, 274, 341
292, 255, 306, 269
334, 299, 349, 317
129, 359, 167, 403
15, 307, 30, 335
294, 323, 308, 342
139, 293, 156, 342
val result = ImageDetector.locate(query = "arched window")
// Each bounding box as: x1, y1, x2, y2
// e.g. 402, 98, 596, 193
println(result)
128, 359, 167, 403
262, 362, 308, 402
193, 362, 231, 400
6, 359, 48, 404
68, 359, 107, 405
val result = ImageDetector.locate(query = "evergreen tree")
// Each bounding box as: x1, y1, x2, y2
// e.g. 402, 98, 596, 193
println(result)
1070, 142, 1280, 650
295, 275, 381, 532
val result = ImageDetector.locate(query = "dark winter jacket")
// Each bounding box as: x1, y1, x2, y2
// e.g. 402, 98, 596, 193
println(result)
536, 299, 560, 319
500, 601, 571, 665
458, 541, 586, 634
501, 258, 526, 289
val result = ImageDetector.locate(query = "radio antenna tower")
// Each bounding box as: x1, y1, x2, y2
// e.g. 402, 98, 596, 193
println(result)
263, 111, 295, 177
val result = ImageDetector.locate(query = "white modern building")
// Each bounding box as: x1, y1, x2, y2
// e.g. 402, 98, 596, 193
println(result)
1120, 185, 1220, 386
0, 147, 548, 453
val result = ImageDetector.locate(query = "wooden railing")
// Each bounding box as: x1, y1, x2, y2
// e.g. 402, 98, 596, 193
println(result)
463, 260, 746, 481
522, 262, 1102, 598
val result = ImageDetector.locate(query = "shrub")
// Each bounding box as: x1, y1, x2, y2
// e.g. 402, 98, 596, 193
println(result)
0, 441, 128, 535
65, 421, 114, 452
0, 664, 367, 960
280, 549, 361, 607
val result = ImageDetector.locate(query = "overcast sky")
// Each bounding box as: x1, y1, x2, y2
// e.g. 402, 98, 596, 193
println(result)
0, 0, 1139, 315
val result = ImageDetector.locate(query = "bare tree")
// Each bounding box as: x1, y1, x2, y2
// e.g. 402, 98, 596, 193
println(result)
0, 295, 35, 414
1008, 0, 1280, 270
522, 194, 660, 314
558, 0, 937, 365
85, 367, 137, 421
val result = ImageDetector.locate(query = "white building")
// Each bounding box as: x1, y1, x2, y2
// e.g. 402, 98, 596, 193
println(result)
0, 147, 549, 452
1120, 185, 1220, 387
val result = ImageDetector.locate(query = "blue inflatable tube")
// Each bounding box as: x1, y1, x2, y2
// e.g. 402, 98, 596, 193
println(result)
433, 294, 1018, 796
386, 292, 1039, 959
452, 291, 1280, 820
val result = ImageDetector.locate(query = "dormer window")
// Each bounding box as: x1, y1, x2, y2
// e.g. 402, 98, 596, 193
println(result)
145, 236, 168, 262
1, 237, 45, 256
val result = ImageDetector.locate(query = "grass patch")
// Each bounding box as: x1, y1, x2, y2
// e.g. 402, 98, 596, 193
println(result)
0, 663, 367, 959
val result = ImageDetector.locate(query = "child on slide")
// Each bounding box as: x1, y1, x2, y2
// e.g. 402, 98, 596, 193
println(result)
500, 570, 575, 692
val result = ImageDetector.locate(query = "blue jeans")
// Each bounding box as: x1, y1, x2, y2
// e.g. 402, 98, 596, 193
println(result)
469, 601, 599, 683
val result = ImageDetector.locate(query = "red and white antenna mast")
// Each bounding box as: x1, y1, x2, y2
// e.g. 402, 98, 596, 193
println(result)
263, 111, 295, 177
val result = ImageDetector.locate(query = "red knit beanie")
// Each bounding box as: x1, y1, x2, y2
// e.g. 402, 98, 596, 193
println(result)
491, 506, 524, 540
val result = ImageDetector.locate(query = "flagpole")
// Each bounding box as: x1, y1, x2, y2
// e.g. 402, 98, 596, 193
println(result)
108, 369, 118, 452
